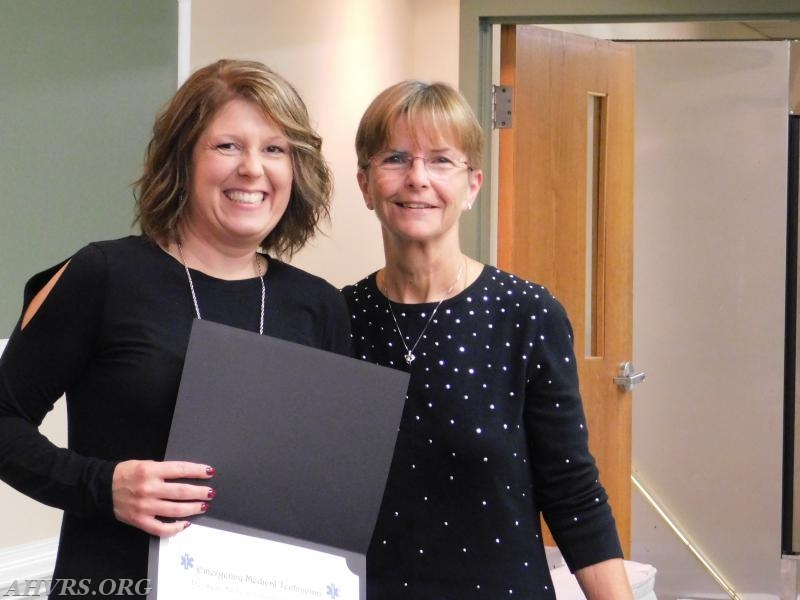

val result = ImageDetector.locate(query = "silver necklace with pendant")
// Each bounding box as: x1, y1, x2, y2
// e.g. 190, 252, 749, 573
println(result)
177, 241, 266, 335
384, 260, 464, 365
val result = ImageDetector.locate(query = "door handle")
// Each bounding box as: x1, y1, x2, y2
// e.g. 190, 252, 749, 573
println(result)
613, 361, 645, 391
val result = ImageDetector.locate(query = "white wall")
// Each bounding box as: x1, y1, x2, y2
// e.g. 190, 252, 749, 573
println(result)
190, 0, 460, 288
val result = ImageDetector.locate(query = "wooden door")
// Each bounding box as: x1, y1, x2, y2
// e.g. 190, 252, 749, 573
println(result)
498, 25, 635, 553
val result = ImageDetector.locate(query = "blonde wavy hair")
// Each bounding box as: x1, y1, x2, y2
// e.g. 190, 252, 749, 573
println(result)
134, 59, 332, 257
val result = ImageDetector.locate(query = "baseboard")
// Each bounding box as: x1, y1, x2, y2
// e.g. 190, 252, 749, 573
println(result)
0, 537, 57, 596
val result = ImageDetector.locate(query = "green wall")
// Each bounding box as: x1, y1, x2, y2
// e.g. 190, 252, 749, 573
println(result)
0, 0, 178, 335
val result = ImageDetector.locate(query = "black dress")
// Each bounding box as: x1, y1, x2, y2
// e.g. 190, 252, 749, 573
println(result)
0, 235, 351, 597
343, 265, 622, 599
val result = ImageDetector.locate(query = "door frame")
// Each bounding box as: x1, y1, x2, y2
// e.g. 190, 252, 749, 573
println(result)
457, 0, 800, 263
458, 2, 800, 596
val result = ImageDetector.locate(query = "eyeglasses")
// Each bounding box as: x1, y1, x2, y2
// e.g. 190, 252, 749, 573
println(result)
368, 151, 470, 178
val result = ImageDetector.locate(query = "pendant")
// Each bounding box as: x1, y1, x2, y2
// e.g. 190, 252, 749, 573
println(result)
404, 352, 416, 365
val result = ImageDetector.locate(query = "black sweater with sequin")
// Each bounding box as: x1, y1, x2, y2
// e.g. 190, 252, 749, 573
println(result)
343, 266, 622, 600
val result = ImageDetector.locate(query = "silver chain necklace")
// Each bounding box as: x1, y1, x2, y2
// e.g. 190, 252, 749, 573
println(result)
176, 241, 266, 335
383, 260, 464, 365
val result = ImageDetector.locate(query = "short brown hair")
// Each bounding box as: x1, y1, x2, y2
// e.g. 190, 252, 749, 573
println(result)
355, 80, 483, 171
134, 59, 332, 257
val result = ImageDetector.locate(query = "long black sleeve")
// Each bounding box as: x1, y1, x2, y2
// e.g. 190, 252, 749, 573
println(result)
0, 246, 117, 518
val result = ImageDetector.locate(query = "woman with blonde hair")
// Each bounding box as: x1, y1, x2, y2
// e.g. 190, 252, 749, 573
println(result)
0, 60, 350, 596
344, 80, 633, 598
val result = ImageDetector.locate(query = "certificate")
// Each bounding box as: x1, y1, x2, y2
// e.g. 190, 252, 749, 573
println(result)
148, 320, 409, 599
157, 517, 360, 600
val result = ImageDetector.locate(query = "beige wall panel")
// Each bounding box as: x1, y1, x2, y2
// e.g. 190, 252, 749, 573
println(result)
631, 40, 788, 597
191, 0, 459, 288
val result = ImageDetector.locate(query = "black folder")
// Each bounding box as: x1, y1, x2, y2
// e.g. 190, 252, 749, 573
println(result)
148, 319, 409, 598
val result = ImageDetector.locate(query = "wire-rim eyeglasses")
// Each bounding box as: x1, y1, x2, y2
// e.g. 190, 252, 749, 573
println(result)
368, 150, 471, 178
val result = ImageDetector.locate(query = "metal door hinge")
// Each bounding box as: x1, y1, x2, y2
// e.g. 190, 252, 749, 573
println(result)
492, 84, 513, 129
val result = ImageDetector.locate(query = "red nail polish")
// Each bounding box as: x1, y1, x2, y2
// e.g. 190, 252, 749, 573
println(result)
201, 502, 209, 512
206, 466, 216, 476
208, 488, 216, 500
183, 521, 191, 529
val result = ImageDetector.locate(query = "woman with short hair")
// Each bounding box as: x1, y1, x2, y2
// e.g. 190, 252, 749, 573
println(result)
343, 80, 633, 599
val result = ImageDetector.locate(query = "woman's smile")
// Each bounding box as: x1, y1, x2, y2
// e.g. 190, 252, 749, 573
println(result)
225, 189, 266, 205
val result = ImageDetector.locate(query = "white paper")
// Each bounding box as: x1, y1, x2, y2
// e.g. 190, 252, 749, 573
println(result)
157, 524, 358, 600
